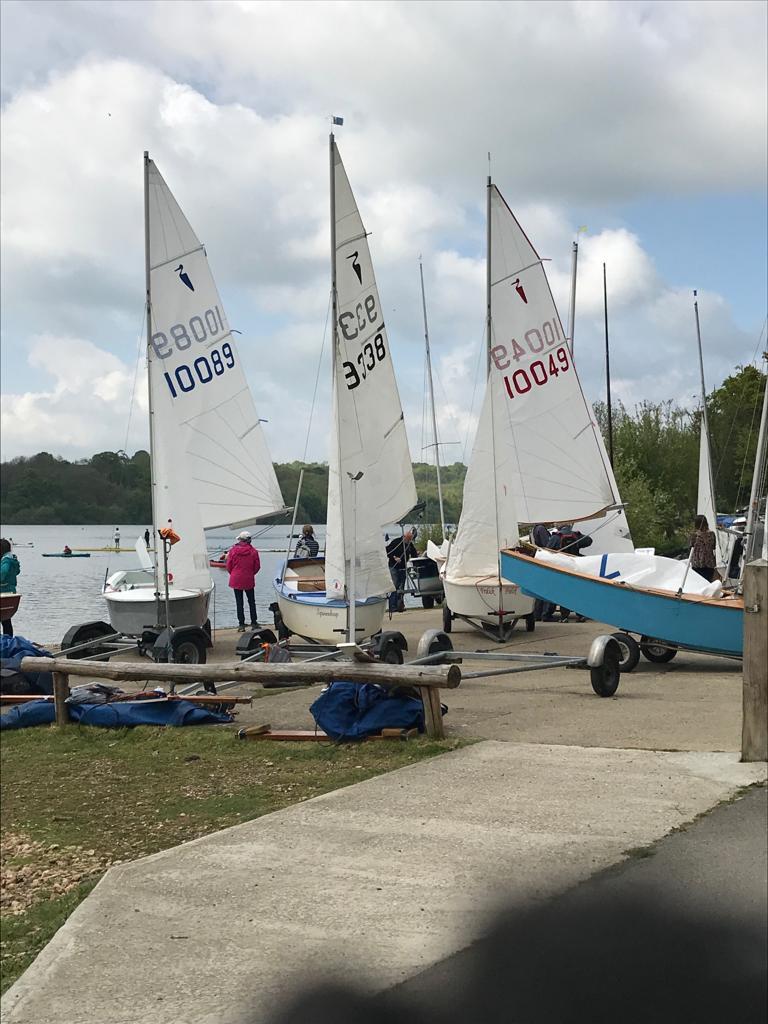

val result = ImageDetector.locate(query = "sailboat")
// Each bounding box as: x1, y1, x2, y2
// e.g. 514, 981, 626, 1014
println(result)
693, 291, 731, 574
272, 132, 417, 644
441, 177, 627, 640
501, 361, 768, 661
104, 153, 286, 636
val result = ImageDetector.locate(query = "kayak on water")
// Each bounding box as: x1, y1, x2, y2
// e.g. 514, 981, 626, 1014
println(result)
42, 553, 91, 558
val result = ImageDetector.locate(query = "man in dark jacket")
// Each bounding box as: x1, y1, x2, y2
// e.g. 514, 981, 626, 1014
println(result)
386, 529, 418, 613
542, 525, 592, 622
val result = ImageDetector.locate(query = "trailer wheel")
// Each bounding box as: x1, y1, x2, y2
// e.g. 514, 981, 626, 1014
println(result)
442, 604, 452, 633
61, 621, 114, 660
525, 614, 536, 633
172, 634, 207, 665
421, 595, 435, 609
590, 650, 620, 697
610, 632, 640, 672
380, 642, 404, 665
640, 637, 678, 663
236, 628, 278, 659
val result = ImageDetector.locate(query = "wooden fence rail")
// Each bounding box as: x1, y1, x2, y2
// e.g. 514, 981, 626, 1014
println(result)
20, 656, 461, 739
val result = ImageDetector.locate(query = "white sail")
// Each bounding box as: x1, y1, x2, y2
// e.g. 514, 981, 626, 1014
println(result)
147, 160, 285, 531
324, 140, 417, 600
696, 420, 729, 567
485, 186, 618, 526
577, 428, 634, 554
445, 373, 520, 583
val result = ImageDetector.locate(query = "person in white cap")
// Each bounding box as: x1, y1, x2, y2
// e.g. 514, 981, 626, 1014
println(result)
225, 531, 261, 631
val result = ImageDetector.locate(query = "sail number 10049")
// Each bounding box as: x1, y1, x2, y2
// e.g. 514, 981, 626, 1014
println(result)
502, 346, 570, 399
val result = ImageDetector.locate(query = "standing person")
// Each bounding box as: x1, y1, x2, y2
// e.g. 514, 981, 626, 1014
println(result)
386, 529, 418, 613
690, 515, 717, 582
113, 527, 120, 552
0, 539, 20, 637
294, 525, 319, 558
226, 531, 261, 632
144, 528, 151, 548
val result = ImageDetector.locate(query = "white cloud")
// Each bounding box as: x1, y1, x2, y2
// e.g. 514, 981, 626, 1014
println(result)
0, 2, 765, 466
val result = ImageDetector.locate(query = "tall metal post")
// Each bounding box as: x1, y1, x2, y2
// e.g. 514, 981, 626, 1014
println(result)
603, 263, 614, 467
144, 152, 161, 611
743, 354, 768, 568
567, 239, 578, 356
419, 258, 446, 535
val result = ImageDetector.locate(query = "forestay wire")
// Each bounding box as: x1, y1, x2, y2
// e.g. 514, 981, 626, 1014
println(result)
302, 289, 332, 463
123, 304, 151, 453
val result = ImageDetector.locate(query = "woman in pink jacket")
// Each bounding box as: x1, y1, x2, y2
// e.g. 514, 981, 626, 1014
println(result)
225, 531, 261, 631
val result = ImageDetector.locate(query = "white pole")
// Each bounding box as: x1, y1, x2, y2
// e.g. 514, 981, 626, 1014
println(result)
743, 355, 768, 571
144, 152, 161, 612
347, 471, 363, 643
419, 258, 446, 535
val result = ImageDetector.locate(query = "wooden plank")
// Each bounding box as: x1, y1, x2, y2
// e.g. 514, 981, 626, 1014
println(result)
742, 559, 768, 762
52, 671, 70, 726
20, 657, 460, 690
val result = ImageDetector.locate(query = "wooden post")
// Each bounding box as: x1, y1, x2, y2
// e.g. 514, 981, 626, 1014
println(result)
52, 670, 70, 726
742, 559, 768, 763
419, 686, 445, 740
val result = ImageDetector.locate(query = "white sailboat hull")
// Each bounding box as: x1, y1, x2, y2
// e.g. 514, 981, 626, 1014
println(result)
443, 576, 535, 625
103, 586, 212, 635
274, 558, 386, 643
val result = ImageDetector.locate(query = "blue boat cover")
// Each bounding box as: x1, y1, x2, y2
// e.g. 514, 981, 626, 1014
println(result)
0, 635, 54, 695
0, 699, 233, 730
310, 681, 427, 741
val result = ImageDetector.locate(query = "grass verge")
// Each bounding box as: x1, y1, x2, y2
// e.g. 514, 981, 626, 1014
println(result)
1, 723, 462, 993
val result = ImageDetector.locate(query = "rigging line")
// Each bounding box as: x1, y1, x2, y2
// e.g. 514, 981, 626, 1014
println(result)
735, 387, 762, 510
712, 351, 767, 492
302, 289, 332, 464
123, 303, 150, 453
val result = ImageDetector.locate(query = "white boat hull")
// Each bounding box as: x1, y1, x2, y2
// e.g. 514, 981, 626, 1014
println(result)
274, 558, 386, 643
443, 576, 535, 625
103, 586, 212, 636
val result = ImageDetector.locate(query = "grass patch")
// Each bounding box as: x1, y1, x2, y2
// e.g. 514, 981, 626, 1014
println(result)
1, 724, 462, 993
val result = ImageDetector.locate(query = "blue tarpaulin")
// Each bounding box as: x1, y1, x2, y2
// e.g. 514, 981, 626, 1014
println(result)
0, 635, 54, 695
310, 681, 427, 741
0, 699, 233, 730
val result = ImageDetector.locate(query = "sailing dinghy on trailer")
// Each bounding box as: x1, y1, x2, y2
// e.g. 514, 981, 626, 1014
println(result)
273, 133, 417, 644
442, 178, 628, 640
104, 154, 286, 638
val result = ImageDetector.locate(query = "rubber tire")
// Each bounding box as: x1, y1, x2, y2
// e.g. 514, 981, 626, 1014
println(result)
525, 614, 536, 633
442, 604, 452, 633
640, 637, 678, 664
64, 623, 114, 660
590, 646, 621, 697
421, 595, 435, 609
172, 635, 207, 665
610, 632, 641, 673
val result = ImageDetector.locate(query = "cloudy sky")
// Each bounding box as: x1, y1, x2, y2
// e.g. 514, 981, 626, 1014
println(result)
1, 0, 766, 467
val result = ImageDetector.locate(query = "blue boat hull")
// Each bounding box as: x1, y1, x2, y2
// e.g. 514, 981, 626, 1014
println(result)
499, 550, 743, 657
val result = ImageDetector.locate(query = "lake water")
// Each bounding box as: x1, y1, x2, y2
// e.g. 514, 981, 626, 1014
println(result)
0, 523, 419, 646
0, 524, 326, 645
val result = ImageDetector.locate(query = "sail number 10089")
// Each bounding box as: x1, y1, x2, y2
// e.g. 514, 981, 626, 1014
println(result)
163, 343, 235, 398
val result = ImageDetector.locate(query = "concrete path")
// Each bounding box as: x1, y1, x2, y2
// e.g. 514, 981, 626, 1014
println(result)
3, 742, 764, 1024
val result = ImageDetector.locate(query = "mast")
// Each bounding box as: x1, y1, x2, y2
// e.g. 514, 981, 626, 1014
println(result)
329, 131, 352, 641
567, 239, 578, 356
143, 151, 160, 599
693, 290, 717, 518
486, 173, 492, 378
419, 258, 446, 535
603, 262, 614, 466
744, 354, 768, 568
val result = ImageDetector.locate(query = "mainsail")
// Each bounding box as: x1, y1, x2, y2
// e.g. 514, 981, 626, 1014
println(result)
324, 139, 417, 600
147, 160, 285, 532
697, 421, 729, 566
485, 185, 619, 526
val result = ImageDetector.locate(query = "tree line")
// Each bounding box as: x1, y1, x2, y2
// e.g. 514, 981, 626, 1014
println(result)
1, 366, 764, 556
